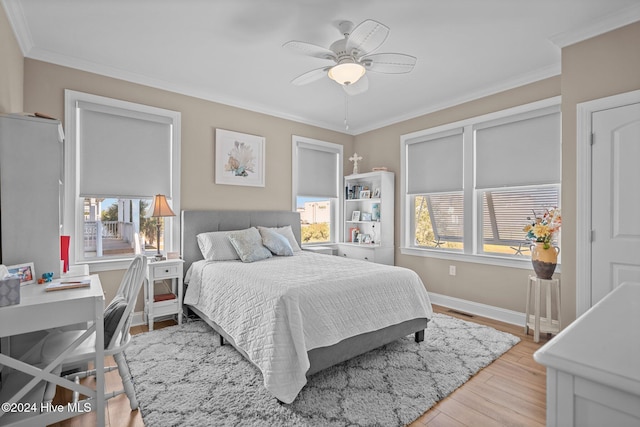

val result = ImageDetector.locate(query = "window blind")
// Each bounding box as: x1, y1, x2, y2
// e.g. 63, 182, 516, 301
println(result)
475, 108, 560, 189
481, 186, 560, 243
406, 128, 464, 194
296, 142, 339, 198
77, 101, 173, 198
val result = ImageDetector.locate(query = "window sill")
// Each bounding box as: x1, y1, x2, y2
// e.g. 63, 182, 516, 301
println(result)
78, 258, 137, 273
400, 246, 562, 273
78, 252, 162, 273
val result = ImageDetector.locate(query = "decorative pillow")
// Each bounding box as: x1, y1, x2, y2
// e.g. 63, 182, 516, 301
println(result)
197, 231, 241, 261
103, 295, 127, 349
257, 225, 302, 252
259, 227, 293, 256
227, 228, 272, 263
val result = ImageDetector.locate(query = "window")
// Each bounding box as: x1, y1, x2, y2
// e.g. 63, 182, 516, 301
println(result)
292, 136, 343, 244
479, 186, 559, 255
401, 98, 561, 266
414, 193, 464, 250
64, 90, 181, 269
406, 128, 465, 250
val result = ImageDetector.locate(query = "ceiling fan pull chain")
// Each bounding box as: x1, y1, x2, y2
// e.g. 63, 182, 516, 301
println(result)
344, 94, 349, 131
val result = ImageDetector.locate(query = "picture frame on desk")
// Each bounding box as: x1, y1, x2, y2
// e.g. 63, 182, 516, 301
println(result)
361, 212, 372, 221
351, 211, 361, 221
7, 262, 36, 285
358, 233, 371, 244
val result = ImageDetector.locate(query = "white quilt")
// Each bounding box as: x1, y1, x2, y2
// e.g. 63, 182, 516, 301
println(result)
184, 251, 433, 403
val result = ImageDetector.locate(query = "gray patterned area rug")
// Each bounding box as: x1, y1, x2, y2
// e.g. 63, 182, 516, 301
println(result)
124, 314, 519, 427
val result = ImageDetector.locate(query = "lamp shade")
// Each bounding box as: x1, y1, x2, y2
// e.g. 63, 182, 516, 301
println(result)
151, 194, 175, 217
328, 63, 365, 85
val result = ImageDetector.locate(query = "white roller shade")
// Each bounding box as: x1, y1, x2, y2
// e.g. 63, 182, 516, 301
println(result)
296, 142, 339, 198
406, 128, 464, 194
78, 101, 173, 198
475, 108, 560, 189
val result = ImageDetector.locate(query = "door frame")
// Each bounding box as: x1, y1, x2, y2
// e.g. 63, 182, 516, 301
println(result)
576, 89, 640, 317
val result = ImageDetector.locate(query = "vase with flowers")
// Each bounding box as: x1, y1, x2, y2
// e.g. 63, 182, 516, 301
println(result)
523, 208, 561, 279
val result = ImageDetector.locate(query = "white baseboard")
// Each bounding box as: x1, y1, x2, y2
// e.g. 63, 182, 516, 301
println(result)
131, 311, 145, 327
130, 311, 180, 327
428, 292, 525, 327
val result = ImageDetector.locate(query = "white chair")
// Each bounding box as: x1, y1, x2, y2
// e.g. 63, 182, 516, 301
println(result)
40, 254, 147, 410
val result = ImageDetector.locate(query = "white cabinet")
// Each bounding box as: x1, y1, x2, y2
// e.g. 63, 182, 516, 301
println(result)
144, 259, 184, 331
337, 171, 394, 265
0, 114, 64, 278
534, 282, 640, 427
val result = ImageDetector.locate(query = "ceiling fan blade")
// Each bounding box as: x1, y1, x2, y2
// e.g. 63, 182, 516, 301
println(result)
361, 53, 417, 74
343, 74, 369, 96
345, 20, 389, 57
283, 41, 337, 60
291, 67, 330, 85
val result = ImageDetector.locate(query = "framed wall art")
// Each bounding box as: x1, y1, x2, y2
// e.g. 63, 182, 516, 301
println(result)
7, 262, 36, 285
215, 129, 265, 187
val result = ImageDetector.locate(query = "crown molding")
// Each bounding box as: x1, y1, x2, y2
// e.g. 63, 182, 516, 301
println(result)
25, 45, 352, 135
549, 3, 640, 48
23, 42, 561, 137
2, 0, 34, 56
350, 63, 561, 135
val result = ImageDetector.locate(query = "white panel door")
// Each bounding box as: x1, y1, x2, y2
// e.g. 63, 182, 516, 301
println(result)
591, 102, 640, 305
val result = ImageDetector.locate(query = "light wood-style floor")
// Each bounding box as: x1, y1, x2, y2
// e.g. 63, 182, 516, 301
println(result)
50, 306, 549, 427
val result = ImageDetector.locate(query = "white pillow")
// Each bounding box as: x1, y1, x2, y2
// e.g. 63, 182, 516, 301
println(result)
257, 225, 302, 252
227, 228, 272, 263
197, 231, 241, 261
258, 227, 293, 256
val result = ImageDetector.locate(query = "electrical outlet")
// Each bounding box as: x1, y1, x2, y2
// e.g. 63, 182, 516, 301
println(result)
449, 265, 456, 276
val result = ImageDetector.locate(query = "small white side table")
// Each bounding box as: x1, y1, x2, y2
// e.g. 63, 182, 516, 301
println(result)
525, 275, 561, 343
144, 258, 184, 331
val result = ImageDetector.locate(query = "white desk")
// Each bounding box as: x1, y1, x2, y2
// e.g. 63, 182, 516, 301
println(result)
0, 275, 105, 427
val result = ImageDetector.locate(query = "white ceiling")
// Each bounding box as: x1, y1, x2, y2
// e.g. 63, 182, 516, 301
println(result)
4, 0, 640, 134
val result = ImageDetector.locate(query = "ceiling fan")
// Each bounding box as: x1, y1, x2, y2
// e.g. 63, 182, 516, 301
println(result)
283, 19, 417, 95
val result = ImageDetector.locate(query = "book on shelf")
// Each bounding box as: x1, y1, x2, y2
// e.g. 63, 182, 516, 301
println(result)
346, 184, 370, 200
45, 279, 91, 292
154, 293, 176, 302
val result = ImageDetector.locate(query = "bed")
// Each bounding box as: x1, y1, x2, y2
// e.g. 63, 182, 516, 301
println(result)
181, 210, 433, 403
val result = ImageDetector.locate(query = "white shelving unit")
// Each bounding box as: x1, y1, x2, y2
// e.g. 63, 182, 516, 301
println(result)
338, 171, 394, 265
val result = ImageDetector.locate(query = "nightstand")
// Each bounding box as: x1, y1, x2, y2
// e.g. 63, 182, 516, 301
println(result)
144, 258, 184, 331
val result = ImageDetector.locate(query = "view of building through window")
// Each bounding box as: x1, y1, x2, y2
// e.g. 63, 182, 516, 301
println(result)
297, 197, 331, 243
83, 197, 161, 259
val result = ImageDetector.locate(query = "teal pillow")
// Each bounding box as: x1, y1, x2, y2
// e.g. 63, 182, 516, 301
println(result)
227, 228, 272, 263
259, 226, 293, 256
104, 296, 127, 348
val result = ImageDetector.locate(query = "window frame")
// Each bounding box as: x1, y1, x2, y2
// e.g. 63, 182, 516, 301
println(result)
400, 97, 561, 270
291, 135, 343, 246
64, 90, 181, 271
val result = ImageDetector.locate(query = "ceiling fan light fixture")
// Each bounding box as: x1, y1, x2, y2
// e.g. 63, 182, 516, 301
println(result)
328, 62, 365, 85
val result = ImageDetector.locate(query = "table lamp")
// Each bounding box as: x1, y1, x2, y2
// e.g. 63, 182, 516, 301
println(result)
151, 194, 175, 260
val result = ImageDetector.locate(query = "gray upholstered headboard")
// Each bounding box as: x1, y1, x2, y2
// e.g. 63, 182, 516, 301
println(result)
180, 210, 302, 274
